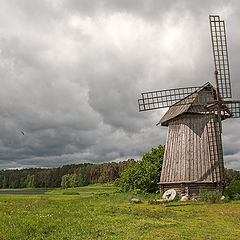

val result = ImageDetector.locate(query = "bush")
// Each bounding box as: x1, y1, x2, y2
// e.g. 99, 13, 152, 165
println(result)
61, 174, 78, 188
198, 189, 220, 203
233, 193, 240, 200
224, 179, 240, 200
223, 195, 231, 203
113, 178, 121, 187
116, 145, 164, 193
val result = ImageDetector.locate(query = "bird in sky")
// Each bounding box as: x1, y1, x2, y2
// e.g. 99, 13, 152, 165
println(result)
20, 131, 25, 135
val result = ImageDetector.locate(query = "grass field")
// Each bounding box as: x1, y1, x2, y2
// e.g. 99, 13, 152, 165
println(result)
0, 184, 240, 240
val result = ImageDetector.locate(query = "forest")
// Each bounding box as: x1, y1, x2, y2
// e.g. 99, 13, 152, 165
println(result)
0, 161, 130, 189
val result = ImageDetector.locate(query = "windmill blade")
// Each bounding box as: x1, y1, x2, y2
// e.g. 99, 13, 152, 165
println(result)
209, 15, 232, 98
138, 86, 200, 112
224, 100, 240, 118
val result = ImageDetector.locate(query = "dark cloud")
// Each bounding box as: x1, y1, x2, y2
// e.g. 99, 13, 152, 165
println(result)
0, 0, 239, 170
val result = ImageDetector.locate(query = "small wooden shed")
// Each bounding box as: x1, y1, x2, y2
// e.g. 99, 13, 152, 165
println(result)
157, 82, 229, 197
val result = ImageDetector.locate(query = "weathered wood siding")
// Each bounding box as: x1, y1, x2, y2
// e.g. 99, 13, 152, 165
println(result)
159, 114, 224, 186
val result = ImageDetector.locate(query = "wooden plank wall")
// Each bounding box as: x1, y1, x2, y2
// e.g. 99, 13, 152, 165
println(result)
160, 114, 224, 185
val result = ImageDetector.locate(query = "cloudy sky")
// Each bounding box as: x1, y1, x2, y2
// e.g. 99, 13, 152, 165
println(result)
0, 0, 239, 170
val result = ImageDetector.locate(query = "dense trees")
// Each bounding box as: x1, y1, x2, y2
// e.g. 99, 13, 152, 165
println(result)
0, 161, 129, 189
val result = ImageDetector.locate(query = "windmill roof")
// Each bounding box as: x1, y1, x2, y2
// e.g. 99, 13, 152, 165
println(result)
157, 82, 220, 126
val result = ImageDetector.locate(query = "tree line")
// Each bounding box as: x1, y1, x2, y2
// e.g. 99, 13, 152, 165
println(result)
0, 161, 130, 189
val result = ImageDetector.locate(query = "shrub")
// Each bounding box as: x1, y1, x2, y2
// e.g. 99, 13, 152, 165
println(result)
233, 193, 240, 200
198, 189, 221, 203
224, 179, 240, 200
61, 174, 78, 188
116, 145, 164, 193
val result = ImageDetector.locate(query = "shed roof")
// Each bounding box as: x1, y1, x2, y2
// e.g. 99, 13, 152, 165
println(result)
157, 82, 225, 126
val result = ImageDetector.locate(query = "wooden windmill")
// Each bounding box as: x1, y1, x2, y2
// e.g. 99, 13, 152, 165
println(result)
138, 15, 240, 197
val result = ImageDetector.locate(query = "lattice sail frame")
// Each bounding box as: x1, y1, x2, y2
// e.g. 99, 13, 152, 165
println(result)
225, 101, 240, 118
138, 86, 199, 111
209, 15, 232, 98
138, 85, 240, 118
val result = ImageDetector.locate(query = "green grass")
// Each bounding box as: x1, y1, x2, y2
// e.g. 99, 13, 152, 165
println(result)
47, 183, 116, 195
0, 185, 240, 239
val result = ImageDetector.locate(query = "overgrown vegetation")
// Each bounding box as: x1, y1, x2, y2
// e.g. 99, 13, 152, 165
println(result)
0, 184, 240, 240
198, 189, 221, 203
223, 170, 240, 200
224, 179, 240, 200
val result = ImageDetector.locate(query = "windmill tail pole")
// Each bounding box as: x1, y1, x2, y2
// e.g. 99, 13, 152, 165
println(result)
214, 70, 222, 133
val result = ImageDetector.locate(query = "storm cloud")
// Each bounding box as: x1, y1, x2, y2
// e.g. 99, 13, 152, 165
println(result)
0, 0, 239, 169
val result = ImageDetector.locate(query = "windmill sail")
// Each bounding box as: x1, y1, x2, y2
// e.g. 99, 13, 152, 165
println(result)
225, 100, 240, 118
138, 86, 199, 111
209, 15, 232, 98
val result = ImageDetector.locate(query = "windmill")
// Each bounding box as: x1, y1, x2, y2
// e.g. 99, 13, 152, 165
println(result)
138, 15, 240, 197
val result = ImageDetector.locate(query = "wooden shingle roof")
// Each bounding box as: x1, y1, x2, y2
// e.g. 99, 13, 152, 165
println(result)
157, 82, 217, 126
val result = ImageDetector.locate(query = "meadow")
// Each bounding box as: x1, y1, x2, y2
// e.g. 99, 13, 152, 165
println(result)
0, 184, 240, 240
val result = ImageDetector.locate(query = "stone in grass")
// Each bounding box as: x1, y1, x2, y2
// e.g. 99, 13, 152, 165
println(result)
180, 196, 188, 202
130, 198, 141, 204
